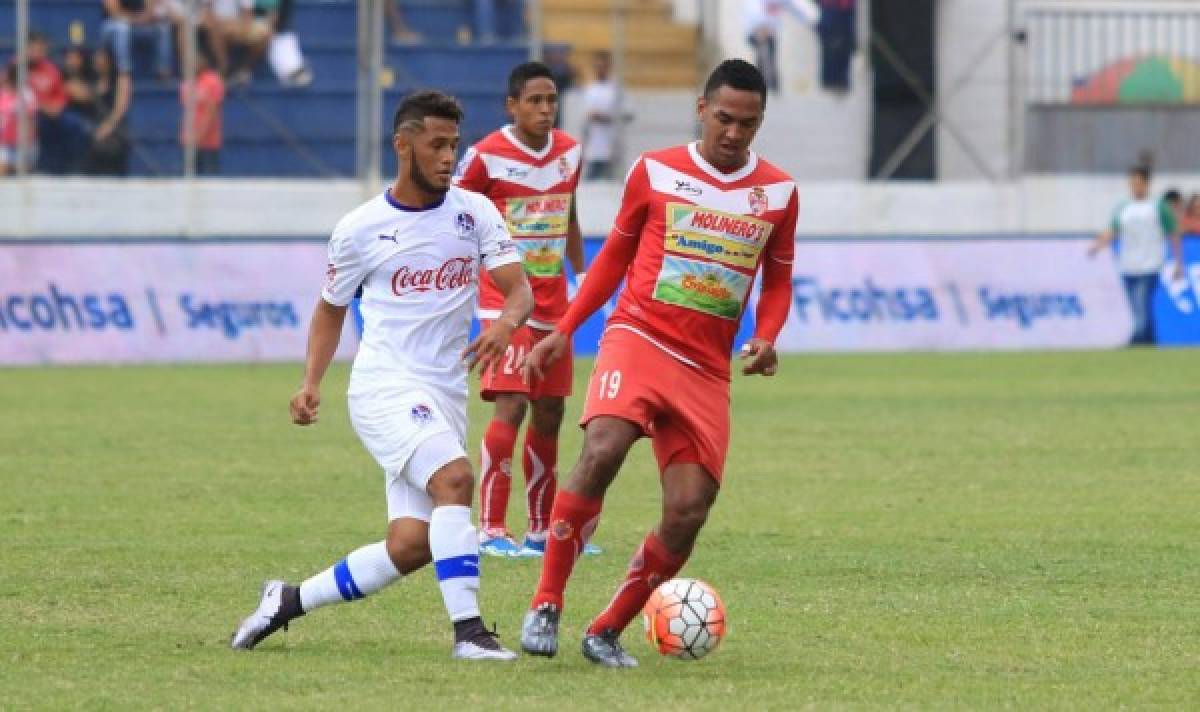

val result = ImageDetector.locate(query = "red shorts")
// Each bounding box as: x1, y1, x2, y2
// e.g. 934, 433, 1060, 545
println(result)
479, 321, 573, 402
581, 326, 730, 482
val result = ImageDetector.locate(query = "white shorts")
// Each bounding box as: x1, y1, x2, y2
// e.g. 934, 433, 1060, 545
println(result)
348, 386, 468, 522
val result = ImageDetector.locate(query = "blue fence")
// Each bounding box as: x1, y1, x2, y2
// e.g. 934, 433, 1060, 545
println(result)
0, 0, 525, 177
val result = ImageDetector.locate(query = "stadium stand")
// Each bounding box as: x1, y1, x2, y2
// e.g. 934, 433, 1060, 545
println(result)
0, 0, 527, 176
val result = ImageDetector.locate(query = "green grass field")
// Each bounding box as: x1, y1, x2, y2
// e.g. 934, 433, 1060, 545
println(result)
3, 351, 1199, 709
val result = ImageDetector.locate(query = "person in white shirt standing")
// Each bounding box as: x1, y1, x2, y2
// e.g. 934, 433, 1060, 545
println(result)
581, 50, 622, 181
230, 90, 533, 660
1089, 165, 1184, 345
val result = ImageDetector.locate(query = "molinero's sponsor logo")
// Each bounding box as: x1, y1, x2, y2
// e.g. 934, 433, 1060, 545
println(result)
668, 203, 772, 246
653, 256, 750, 320
517, 238, 567, 278
179, 296, 300, 339
664, 204, 771, 271
0, 284, 134, 332
506, 194, 571, 237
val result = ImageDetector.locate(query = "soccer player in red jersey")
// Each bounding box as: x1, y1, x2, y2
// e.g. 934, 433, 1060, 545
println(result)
454, 62, 592, 558
518, 59, 798, 667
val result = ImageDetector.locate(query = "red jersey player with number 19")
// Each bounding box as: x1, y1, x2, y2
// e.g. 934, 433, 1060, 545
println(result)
454, 62, 592, 558
518, 60, 798, 667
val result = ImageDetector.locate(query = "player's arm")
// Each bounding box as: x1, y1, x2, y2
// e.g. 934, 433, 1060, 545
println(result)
290, 298, 347, 425
524, 159, 650, 381
292, 226, 364, 425
464, 200, 532, 374
1088, 211, 1119, 256
464, 262, 532, 374
1162, 201, 1185, 279
742, 189, 798, 377
566, 199, 586, 278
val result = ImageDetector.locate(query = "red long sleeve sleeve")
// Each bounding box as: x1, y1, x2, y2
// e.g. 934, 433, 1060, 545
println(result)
556, 229, 639, 336
752, 255, 793, 343
752, 188, 798, 343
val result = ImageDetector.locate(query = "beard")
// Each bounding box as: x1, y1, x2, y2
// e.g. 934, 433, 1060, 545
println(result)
410, 158, 449, 196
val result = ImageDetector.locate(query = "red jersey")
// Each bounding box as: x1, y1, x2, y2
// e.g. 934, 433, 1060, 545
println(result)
604, 143, 798, 379
179, 69, 225, 150
454, 126, 582, 328
26, 59, 66, 115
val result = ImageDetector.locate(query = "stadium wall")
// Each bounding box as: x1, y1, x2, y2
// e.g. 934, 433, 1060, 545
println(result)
3, 175, 1199, 237
3, 178, 1199, 364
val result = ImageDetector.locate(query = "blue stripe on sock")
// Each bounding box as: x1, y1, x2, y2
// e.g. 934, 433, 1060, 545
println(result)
434, 554, 480, 581
333, 558, 364, 601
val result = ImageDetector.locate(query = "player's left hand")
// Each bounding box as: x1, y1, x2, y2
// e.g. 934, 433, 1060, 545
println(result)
463, 318, 515, 375
740, 338, 779, 377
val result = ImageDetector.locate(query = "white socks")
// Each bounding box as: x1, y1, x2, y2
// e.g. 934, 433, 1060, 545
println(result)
429, 505, 481, 623
299, 540, 401, 612
295, 508, 481, 623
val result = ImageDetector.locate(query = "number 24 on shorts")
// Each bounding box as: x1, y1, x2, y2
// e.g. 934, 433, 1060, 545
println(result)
503, 344, 527, 375
597, 370, 622, 400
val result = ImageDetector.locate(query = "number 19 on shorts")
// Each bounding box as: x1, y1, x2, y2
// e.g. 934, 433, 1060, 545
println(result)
597, 369, 622, 400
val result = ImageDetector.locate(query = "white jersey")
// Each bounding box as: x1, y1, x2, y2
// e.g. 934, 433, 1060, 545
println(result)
322, 187, 520, 397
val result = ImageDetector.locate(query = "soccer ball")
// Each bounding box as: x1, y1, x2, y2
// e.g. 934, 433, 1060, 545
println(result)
642, 578, 726, 660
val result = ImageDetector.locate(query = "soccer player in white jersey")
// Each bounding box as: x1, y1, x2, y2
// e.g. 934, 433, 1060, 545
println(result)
230, 90, 533, 660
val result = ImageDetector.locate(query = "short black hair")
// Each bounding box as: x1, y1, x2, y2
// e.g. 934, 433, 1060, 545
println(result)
1164, 188, 1183, 204
703, 59, 767, 108
507, 61, 555, 99
1130, 164, 1152, 181
392, 90, 464, 133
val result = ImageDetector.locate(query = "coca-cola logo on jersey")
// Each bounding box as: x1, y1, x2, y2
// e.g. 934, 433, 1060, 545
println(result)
390, 257, 475, 296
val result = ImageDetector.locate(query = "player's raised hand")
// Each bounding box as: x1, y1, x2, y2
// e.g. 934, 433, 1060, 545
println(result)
740, 338, 779, 377
289, 384, 321, 425
521, 330, 568, 384
464, 318, 515, 375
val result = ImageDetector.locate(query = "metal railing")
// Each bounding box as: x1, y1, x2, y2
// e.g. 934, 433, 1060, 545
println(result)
1023, 1, 1200, 104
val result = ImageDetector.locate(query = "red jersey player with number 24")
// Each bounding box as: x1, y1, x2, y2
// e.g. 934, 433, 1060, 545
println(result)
454, 62, 596, 559
518, 59, 798, 667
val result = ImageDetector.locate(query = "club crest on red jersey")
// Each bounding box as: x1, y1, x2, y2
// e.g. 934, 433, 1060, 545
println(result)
557, 155, 571, 181
748, 186, 768, 217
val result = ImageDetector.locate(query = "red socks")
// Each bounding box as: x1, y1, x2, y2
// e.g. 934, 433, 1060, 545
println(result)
587, 532, 687, 635
531, 490, 603, 610
523, 427, 559, 536
479, 419, 518, 535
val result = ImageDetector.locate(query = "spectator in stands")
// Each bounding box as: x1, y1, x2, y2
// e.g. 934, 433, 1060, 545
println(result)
581, 50, 622, 181
816, 0, 856, 92
205, 0, 271, 86
84, 46, 132, 176
474, 0, 525, 44
22, 32, 92, 174
387, 3, 423, 45
1182, 194, 1200, 235
1088, 165, 1184, 345
543, 42, 574, 129
743, 0, 819, 93
0, 65, 38, 176
263, 0, 313, 88
101, 0, 174, 81
62, 46, 97, 122
1163, 188, 1183, 224
180, 49, 225, 175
